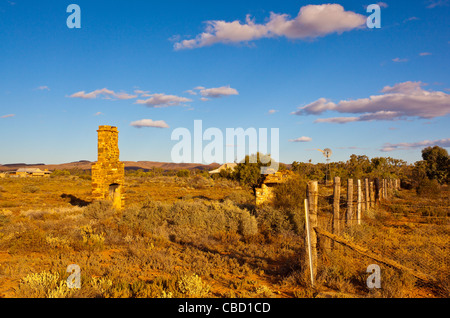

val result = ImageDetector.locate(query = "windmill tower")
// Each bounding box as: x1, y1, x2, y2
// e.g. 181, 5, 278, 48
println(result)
317, 148, 333, 185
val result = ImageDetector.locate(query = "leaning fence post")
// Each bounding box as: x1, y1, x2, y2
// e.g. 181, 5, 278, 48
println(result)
306, 181, 318, 282
365, 178, 370, 212
332, 177, 341, 236
304, 199, 315, 287
347, 179, 353, 225
357, 179, 362, 225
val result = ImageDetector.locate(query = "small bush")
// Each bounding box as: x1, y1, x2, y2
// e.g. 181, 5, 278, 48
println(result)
177, 169, 190, 178
21, 185, 40, 193
177, 273, 210, 298
83, 200, 115, 220
17, 271, 66, 298
80, 225, 105, 249
416, 178, 441, 197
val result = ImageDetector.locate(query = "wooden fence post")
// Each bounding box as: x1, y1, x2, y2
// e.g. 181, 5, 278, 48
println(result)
304, 199, 315, 287
357, 179, 362, 225
365, 178, 370, 211
332, 177, 341, 236
370, 181, 375, 208
306, 181, 318, 280
384, 179, 388, 200
347, 179, 353, 225
374, 178, 380, 205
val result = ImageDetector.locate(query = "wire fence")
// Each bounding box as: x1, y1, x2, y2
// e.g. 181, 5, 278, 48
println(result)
307, 178, 449, 297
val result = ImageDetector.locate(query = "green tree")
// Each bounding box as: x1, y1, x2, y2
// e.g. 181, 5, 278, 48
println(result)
233, 153, 273, 187
421, 146, 450, 184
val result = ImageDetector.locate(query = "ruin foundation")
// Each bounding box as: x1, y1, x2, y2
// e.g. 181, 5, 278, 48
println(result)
91, 125, 125, 209
255, 170, 295, 206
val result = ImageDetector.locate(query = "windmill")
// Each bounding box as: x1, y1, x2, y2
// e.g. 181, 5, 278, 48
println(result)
317, 148, 333, 184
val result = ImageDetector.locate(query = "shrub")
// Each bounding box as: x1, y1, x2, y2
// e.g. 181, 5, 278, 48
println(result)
21, 185, 40, 193
416, 178, 441, 197
121, 199, 258, 238
83, 200, 115, 220
272, 175, 307, 211
177, 169, 190, 178
189, 175, 213, 189
17, 271, 66, 298
80, 225, 105, 249
176, 273, 210, 298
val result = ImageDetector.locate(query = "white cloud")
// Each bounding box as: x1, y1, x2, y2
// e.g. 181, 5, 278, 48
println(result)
426, 0, 449, 9
69, 88, 137, 100
419, 52, 432, 56
135, 93, 192, 108
292, 98, 337, 116
185, 90, 197, 96
134, 89, 150, 95
130, 119, 170, 129
94, 112, 103, 116
174, 4, 366, 50
37, 86, 50, 91
199, 86, 239, 98
294, 81, 450, 123
268, 109, 278, 114
381, 138, 450, 152
289, 136, 312, 143
392, 57, 409, 63
377, 2, 389, 8
1, 114, 15, 119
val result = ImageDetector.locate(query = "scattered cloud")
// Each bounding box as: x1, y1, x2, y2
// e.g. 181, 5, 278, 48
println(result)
293, 81, 450, 123
289, 136, 312, 143
377, 2, 389, 8
419, 52, 432, 56
185, 90, 197, 96
268, 109, 278, 114
403, 16, 419, 23
134, 89, 150, 95
135, 93, 192, 108
130, 119, 170, 129
336, 146, 367, 150
1, 114, 15, 119
392, 57, 409, 63
69, 88, 137, 100
199, 86, 239, 98
94, 112, 103, 116
426, 0, 449, 8
174, 4, 366, 50
37, 86, 50, 91
381, 138, 450, 152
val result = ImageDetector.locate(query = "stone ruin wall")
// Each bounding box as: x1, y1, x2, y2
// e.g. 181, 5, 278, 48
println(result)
255, 170, 295, 206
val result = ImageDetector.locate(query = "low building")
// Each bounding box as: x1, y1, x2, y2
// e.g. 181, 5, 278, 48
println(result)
209, 163, 238, 175
13, 168, 51, 177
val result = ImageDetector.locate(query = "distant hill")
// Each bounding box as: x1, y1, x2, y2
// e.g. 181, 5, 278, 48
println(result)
0, 161, 221, 172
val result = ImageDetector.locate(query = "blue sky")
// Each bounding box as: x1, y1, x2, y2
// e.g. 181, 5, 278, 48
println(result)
0, 0, 449, 165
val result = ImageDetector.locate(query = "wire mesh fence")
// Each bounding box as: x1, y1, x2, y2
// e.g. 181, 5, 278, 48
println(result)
308, 179, 449, 297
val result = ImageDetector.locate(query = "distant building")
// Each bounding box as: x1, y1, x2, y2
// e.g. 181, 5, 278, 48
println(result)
10, 168, 51, 178
209, 163, 238, 175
